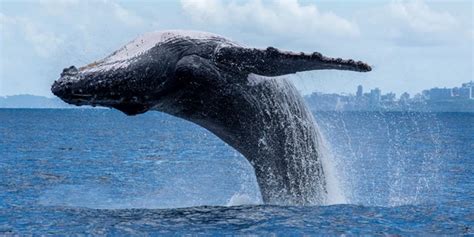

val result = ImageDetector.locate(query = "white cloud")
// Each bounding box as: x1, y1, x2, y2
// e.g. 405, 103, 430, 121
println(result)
357, 0, 468, 46
0, 12, 15, 33
39, 0, 80, 15
39, 0, 145, 27
180, 0, 359, 38
1, 1, 147, 59
21, 19, 64, 57
1, 14, 64, 57
110, 1, 145, 27
388, 0, 458, 33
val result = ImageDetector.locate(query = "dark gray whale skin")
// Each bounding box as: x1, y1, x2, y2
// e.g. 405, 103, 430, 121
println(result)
52, 31, 371, 205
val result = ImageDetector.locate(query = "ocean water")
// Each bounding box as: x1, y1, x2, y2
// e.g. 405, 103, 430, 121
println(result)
0, 109, 473, 235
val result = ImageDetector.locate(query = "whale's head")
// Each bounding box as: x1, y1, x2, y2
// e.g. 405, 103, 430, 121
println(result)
51, 53, 178, 116
51, 31, 235, 116
52, 65, 159, 115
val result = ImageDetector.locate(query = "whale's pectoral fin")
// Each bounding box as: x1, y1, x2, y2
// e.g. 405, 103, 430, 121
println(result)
216, 46, 371, 77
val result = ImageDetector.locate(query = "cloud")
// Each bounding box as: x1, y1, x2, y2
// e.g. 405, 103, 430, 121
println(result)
180, 0, 359, 39
38, 0, 80, 15
110, 1, 145, 27
1, 1, 148, 59
388, 0, 458, 33
0, 12, 15, 35
357, 0, 468, 47
1, 0, 153, 97
1, 14, 64, 57
21, 19, 65, 57
38, 0, 145, 27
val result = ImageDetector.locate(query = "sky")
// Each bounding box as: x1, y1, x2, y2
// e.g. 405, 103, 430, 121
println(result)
0, 0, 472, 97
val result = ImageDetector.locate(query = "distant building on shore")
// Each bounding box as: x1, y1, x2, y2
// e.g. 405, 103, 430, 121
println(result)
425, 81, 473, 101
356, 85, 363, 97
305, 81, 474, 112
428, 88, 452, 100
370, 88, 381, 106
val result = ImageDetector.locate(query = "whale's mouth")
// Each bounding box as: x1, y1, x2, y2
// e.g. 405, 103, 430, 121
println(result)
56, 92, 100, 107
53, 84, 150, 116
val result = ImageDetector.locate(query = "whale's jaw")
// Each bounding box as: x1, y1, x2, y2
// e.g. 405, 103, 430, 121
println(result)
51, 79, 150, 115
51, 64, 167, 115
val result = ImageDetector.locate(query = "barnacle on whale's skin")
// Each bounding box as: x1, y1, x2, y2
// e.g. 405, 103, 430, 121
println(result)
52, 30, 371, 205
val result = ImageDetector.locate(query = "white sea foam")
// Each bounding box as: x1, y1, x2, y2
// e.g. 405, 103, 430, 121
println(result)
317, 129, 348, 205
226, 193, 255, 206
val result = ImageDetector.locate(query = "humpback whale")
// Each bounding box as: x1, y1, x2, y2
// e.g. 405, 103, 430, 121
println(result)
51, 30, 371, 205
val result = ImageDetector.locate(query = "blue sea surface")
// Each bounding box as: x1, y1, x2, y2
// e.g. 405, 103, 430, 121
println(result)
0, 109, 473, 235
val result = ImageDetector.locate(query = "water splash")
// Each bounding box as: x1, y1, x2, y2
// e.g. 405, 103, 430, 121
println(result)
226, 193, 255, 206
313, 122, 347, 205
314, 111, 445, 207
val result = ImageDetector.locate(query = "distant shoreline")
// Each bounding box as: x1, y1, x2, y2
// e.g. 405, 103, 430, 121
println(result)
1, 94, 473, 113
